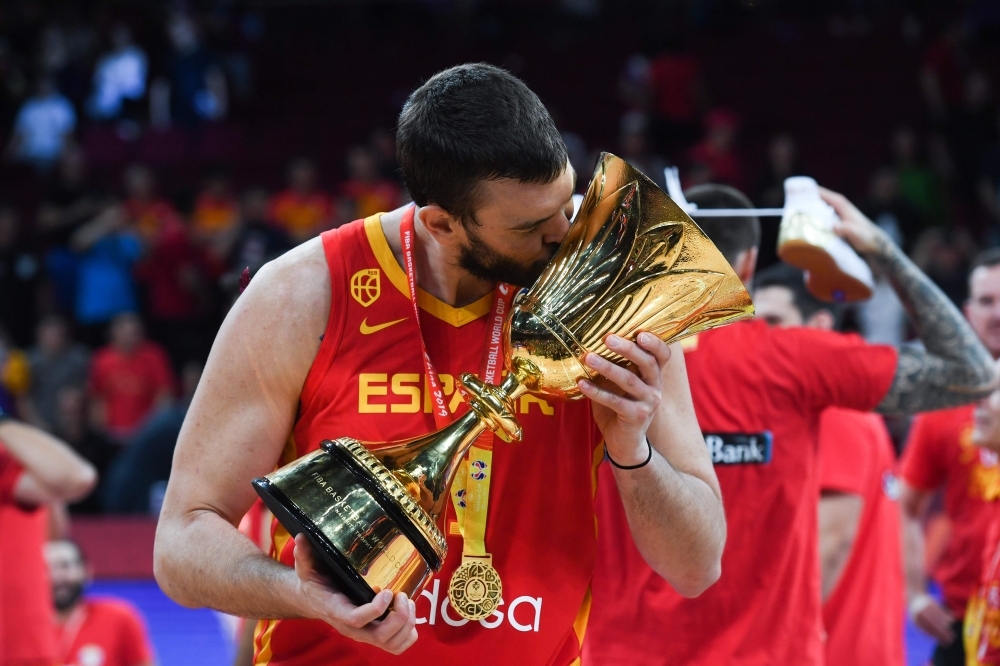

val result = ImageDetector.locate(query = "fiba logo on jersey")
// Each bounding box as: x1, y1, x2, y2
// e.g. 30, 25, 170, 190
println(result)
471, 460, 488, 480
351, 269, 381, 307
456, 488, 467, 508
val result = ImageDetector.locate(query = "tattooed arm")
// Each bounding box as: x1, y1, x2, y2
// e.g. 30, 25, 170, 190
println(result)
820, 188, 997, 414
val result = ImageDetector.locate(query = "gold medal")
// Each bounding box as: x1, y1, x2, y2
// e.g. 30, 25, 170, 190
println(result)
447, 556, 503, 621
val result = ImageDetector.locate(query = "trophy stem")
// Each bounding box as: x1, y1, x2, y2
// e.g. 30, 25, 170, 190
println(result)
375, 359, 538, 526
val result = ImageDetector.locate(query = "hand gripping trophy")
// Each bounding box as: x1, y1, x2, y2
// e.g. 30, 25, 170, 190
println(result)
252, 152, 755, 621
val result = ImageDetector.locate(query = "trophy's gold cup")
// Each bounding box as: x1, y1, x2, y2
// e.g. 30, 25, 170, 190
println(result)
251, 152, 754, 612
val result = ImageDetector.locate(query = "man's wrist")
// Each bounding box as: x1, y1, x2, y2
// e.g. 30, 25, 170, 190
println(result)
860, 228, 896, 262
606, 435, 652, 469
908, 592, 935, 619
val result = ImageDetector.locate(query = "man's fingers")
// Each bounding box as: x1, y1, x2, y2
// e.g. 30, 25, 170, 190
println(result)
385, 624, 419, 655
380, 594, 418, 654
601, 334, 662, 386
584, 352, 652, 402
637, 332, 672, 368
363, 592, 410, 642
817, 186, 853, 216
339, 589, 395, 629
293, 534, 317, 581
578, 378, 647, 422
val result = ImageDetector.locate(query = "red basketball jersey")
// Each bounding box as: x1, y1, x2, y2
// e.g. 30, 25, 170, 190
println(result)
585, 321, 898, 666
254, 216, 604, 666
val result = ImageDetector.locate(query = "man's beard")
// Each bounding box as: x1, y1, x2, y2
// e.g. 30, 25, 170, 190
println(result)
458, 225, 559, 289
53, 582, 85, 612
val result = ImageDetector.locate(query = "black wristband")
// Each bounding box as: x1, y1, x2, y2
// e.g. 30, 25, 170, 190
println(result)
607, 438, 653, 470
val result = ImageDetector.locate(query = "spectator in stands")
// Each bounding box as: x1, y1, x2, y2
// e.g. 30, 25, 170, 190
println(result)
120, 164, 183, 245
0, 414, 97, 666
5, 77, 76, 172
686, 108, 745, 191
948, 71, 998, 205
38, 148, 110, 313
339, 145, 401, 220
87, 24, 148, 122
268, 157, 333, 243
102, 360, 201, 514
864, 167, 922, 250
645, 32, 705, 155
920, 21, 971, 123
911, 227, 976, 306
136, 217, 218, 368
191, 170, 239, 257
892, 126, 946, 227
38, 146, 109, 247
618, 111, 668, 190
88, 313, 175, 443
220, 188, 292, 297
369, 128, 401, 183
69, 207, 142, 343
0, 206, 41, 346
754, 133, 799, 209
164, 12, 228, 124
54, 385, 115, 513
0, 325, 29, 417
978, 112, 1000, 231
45, 539, 155, 666
752, 133, 800, 269
22, 315, 89, 433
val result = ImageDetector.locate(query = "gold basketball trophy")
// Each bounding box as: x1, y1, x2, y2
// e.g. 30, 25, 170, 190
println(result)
252, 152, 754, 620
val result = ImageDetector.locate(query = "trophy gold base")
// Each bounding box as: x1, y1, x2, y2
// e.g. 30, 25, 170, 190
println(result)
252, 439, 447, 614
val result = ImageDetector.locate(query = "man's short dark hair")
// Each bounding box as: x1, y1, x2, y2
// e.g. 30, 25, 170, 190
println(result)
970, 248, 1000, 274
755, 263, 838, 323
396, 63, 568, 222
682, 184, 761, 265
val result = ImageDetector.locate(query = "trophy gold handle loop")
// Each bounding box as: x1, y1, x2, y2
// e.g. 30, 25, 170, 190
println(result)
459, 374, 522, 443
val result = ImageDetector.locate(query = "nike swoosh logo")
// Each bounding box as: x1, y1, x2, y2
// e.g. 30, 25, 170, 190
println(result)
359, 317, 408, 335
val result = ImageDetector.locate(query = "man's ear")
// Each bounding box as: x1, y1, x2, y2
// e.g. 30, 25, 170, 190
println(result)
417, 205, 464, 245
806, 309, 836, 331
732, 247, 758, 286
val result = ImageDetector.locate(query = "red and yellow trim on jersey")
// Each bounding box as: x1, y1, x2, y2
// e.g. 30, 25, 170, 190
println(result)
254, 436, 302, 665
363, 214, 491, 327
566, 439, 606, 665
253, 521, 294, 665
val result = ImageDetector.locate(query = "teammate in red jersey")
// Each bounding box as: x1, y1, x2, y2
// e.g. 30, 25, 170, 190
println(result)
585, 183, 996, 666
900, 249, 1000, 666
0, 410, 97, 666
45, 539, 155, 666
964, 376, 1000, 665
752, 263, 905, 666
154, 64, 726, 665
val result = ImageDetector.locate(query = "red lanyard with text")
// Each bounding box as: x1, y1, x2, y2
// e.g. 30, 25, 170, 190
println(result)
399, 205, 512, 573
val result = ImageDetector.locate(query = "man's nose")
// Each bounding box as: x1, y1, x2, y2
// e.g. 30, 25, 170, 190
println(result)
542, 212, 571, 245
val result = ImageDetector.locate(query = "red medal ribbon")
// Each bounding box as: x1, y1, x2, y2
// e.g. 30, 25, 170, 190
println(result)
399, 205, 512, 431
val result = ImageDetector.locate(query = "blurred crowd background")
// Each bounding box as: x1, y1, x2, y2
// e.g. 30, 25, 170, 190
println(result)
0, 0, 999, 518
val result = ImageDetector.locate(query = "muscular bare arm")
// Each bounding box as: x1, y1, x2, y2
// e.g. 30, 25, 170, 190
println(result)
818, 491, 862, 601
580, 335, 725, 597
0, 418, 97, 505
821, 189, 997, 414
153, 239, 417, 654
